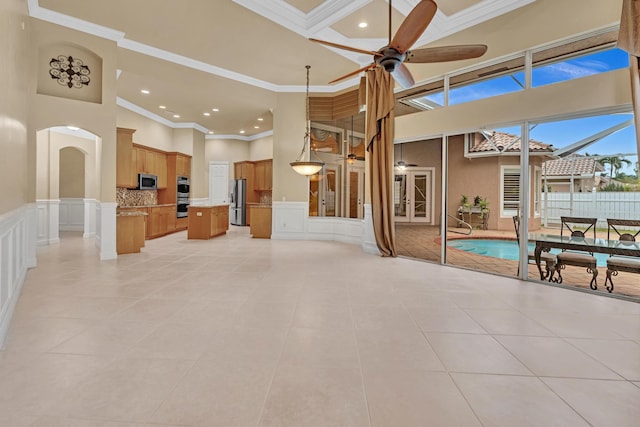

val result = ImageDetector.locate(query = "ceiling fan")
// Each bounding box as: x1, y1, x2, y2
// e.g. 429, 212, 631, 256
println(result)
395, 143, 417, 169
339, 115, 366, 163
309, 0, 488, 89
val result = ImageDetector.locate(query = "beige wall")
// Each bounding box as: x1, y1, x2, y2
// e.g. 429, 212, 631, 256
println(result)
59, 147, 85, 198
204, 138, 250, 181
30, 19, 118, 203
191, 131, 206, 199
273, 92, 308, 202
0, 0, 30, 214
117, 107, 174, 151
36, 129, 98, 200
249, 135, 273, 161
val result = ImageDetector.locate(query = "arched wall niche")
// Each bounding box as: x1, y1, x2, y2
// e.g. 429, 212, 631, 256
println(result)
37, 42, 103, 104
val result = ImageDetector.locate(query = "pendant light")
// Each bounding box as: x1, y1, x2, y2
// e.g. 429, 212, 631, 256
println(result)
290, 65, 325, 176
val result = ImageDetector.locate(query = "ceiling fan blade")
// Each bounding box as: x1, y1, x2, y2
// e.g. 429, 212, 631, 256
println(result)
390, 0, 437, 54
392, 63, 415, 89
405, 45, 488, 63
309, 38, 382, 57
328, 63, 377, 84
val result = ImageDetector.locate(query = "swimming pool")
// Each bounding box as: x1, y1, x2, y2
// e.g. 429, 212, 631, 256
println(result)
447, 238, 609, 267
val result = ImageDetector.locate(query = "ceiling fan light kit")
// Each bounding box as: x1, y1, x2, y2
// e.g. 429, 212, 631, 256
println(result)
290, 65, 325, 177
310, 0, 488, 89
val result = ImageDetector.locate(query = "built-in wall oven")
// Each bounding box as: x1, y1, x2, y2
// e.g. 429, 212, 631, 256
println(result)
177, 176, 190, 218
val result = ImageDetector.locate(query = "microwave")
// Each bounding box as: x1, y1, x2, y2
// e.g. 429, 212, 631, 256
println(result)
137, 173, 158, 190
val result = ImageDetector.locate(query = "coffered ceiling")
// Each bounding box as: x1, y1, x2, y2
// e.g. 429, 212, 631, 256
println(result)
30, 0, 538, 138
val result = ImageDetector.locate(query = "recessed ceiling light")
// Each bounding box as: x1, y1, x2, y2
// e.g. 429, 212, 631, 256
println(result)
358, 22, 368, 28
208, 131, 214, 134
212, 108, 219, 112
141, 89, 150, 94
254, 126, 259, 129
173, 114, 180, 118
257, 117, 264, 121
159, 105, 166, 109
203, 112, 210, 116
239, 130, 245, 134
67, 126, 80, 131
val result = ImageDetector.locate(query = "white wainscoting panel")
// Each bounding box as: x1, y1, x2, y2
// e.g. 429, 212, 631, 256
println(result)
35, 199, 60, 245
189, 198, 209, 206
306, 217, 364, 245
59, 198, 85, 231
0, 205, 37, 347
361, 204, 380, 255
97, 202, 117, 260
271, 201, 307, 240
84, 198, 97, 238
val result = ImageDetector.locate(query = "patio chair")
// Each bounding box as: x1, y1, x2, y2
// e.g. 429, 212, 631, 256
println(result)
513, 216, 556, 280
556, 216, 598, 289
604, 219, 640, 293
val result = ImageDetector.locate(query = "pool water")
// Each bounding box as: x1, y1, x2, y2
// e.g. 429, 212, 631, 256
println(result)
447, 238, 609, 267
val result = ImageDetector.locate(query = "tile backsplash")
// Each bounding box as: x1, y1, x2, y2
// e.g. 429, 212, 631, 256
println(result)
258, 191, 272, 205
117, 187, 157, 207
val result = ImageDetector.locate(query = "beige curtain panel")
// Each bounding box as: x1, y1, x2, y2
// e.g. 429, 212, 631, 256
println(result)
365, 67, 397, 257
617, 0, 640, 157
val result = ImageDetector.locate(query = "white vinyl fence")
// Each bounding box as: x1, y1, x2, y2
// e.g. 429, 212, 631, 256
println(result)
542, 191, 640, 228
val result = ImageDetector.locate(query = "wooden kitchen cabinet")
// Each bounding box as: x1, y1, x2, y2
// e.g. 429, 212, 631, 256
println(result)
155, 151, 168, 188
254, 159, 273, 191
116, 213, 146, 254
132, 145, 169, 189
187, 205, 229, 239
147, 205, 177, 239
234, 161, 258, 203
176, 154, 191, 177
116, 128, 136, 188
249, 205, 272, 238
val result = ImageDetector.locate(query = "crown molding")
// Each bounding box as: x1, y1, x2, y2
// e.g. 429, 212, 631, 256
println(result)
207, 130, 274, 141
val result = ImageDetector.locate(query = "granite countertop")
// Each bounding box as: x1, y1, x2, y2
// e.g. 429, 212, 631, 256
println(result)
118, 204, 176, 208
249, 204, 272, 208
117, 211, 148, 217
187, 204, 229, 208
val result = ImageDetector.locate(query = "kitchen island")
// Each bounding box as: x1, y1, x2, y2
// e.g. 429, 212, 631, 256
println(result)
249, 204, 272, 238
187, 205, 229, 239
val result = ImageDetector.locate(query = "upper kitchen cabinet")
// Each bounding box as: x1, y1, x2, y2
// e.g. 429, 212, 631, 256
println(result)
133, 144, 168, 189
254, 159, 273, 191
175, 154, 191, 177
155, 151, 168, 188
234, 161, 254, 180
116, 127, 136, 188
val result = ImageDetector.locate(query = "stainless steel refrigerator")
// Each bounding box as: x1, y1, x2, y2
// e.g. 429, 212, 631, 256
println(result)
230, 178, 247, 226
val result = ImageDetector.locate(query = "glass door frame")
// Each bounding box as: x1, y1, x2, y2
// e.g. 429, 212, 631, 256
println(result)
394, 167, 436, 224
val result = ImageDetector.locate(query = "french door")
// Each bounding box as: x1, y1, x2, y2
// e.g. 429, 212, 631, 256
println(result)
394, 168, 434, 223
310, 165, 341, 217
345, 164, 364, 219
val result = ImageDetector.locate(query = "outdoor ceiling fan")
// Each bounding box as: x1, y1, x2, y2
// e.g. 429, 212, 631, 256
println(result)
395, 143, 417, 169
309, 0, 488, 89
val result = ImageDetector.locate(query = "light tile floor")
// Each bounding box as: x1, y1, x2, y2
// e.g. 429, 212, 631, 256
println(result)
2, 227, 640, 426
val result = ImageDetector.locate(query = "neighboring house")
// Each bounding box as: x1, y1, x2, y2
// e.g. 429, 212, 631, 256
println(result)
448, 131, 555, 231
594, 175, 627, 190
542, 157, 604, 192
397, 131, 555, 232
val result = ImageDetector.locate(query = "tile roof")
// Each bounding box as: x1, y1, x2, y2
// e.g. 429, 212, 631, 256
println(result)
469, 131, 553, 153
542, 157, 604, 176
